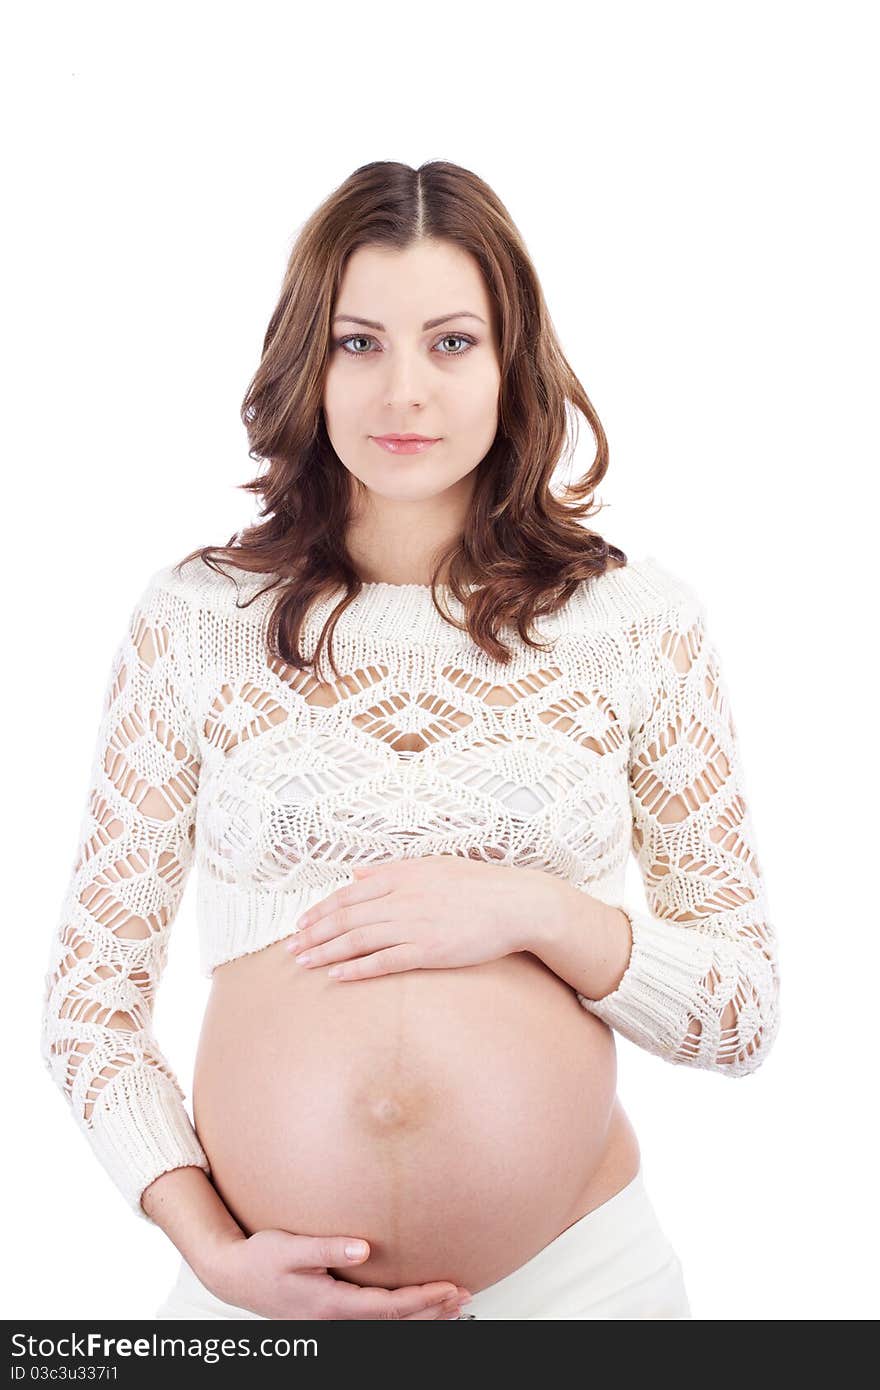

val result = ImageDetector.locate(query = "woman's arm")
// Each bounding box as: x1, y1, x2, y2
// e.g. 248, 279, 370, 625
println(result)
140, 1166, 247, 1279
39, 568, 214, 1224
534, 588, 781, 1078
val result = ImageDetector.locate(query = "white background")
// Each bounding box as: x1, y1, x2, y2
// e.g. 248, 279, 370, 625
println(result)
4, 0, 877, 1321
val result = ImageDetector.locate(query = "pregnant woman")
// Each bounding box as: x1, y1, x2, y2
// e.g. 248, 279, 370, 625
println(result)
40, 160, 781, 1321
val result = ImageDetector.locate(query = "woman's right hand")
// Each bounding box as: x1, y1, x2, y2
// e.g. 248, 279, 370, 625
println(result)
198, 1229, 472, 1320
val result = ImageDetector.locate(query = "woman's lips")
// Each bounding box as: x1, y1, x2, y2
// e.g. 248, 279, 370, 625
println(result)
371, 437, 441, 455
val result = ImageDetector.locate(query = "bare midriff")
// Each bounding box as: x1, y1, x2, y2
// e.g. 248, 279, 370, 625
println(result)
192, 938, 641, 1295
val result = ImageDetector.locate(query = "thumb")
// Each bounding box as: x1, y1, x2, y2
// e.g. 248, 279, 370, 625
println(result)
285, 1233, 370, 1267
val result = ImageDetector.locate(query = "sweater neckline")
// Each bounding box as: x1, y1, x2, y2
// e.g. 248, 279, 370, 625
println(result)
186, 554, 690, 649
276, 561, 659, 649
356, 581, 438, 591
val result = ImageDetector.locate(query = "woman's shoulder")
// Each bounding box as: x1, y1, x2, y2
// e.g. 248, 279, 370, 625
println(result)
146, 552, 276, 614
579, 551, 705, 625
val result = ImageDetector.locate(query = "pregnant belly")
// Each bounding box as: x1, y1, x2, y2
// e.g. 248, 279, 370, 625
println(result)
192, 938, 624, 1294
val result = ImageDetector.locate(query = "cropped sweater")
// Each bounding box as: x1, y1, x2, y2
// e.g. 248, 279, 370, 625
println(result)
39, 553, 781, 1223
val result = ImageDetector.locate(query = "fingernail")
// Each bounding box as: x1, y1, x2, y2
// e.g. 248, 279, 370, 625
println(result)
345, 1242, 368, 1259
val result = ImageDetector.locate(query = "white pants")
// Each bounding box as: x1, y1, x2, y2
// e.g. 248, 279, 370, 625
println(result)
154, 1165, 692, 1321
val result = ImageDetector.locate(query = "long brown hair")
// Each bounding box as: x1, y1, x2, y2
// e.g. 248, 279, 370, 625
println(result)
176, 159, 627, 677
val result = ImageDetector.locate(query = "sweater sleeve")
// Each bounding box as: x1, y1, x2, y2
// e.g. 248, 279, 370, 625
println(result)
576, 589, 781, 1077
39, 569, 212, 1223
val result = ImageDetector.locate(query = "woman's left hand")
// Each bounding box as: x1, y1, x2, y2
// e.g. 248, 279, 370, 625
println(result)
286, 855, 564, 980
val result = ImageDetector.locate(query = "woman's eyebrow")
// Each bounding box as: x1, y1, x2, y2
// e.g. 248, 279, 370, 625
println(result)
332, 311, 487, 330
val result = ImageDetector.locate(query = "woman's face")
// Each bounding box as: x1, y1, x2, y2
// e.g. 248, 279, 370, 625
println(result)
322, 238, 501, 506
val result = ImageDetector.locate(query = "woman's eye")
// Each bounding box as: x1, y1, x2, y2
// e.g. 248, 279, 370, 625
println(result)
336, 334, 374, 355
335, 333, 476, 359
433, 334, 475, 355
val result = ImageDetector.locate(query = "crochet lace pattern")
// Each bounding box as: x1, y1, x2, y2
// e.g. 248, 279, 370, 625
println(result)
39, 553, 780, 1222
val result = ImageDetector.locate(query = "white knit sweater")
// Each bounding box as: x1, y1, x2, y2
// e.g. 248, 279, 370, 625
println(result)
39, 553, 780, 1223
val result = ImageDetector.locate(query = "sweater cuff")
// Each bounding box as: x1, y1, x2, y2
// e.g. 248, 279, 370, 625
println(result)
576, 899, 718, 1058
85, 1064, 212, 1223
